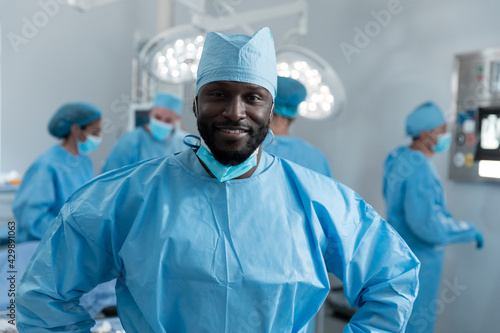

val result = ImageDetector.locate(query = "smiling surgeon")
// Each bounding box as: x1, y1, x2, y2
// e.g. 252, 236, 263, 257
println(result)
17, 27, 419, 333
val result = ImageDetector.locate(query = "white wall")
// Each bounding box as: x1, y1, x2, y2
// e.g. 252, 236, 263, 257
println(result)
0, 0, 159, 174
2, 0, 499, 331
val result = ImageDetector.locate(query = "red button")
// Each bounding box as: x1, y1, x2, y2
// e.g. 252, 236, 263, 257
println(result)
465, 133, 476, 147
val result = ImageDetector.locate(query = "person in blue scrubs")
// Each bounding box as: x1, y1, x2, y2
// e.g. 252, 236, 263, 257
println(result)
265, 76, 333, 177
383, 101, 483, 333
12, 103, 102, 243
17, 27, 419, 333
101, 92, 189, 172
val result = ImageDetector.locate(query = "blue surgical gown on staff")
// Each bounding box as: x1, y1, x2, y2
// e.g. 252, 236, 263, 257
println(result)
264, 135, 332, 333
12, 145, 94, 243
18, 149, 419, 333
264, 135, 333, 177
101, 126, 189, 172
0, 241, 116, 319
383, 146, 477, 333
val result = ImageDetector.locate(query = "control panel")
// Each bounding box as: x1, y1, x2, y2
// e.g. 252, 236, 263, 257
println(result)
449, 48, 500, 184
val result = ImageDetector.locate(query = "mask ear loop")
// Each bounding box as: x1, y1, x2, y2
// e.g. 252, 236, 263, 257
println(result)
262, 103, 276, 149
262, 129, 275, 149
182, 97, 202, 149
183, 134, 201, 149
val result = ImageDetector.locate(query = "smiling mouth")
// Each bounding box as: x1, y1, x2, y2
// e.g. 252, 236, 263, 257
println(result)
219, 128, 247, 134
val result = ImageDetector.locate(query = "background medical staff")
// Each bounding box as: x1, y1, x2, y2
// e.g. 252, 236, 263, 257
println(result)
383, 101, 483, 333
12, 103, 102, 243
265, 76, 333, 177
101, 92, 189, 172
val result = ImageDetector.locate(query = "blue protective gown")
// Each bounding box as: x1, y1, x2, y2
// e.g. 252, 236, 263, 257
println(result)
264, 135, 333, 177
383, 146, 477, 333
12, 145, 94, 242
0, 241, 116, 319
264, 135, 332, 333
101, 126, 189, 172
18, 149, 419, 333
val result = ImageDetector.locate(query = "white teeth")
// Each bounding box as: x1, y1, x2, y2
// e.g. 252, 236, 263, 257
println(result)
221, 129, 244, 134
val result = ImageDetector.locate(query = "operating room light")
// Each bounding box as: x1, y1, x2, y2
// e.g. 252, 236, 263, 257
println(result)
148, 35, 205, 84
277, 46, 346, 119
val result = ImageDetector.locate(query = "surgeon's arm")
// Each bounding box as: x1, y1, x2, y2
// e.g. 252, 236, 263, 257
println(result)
12, 165, 58, 241
404, 167, 477, 245
324, 196, 419, 333
17, 203, 119, 332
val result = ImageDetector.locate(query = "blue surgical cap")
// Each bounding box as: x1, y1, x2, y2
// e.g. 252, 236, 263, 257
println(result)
48, 103, 101, 138
153, 93, 183, 115
196, 27, 277, 99
406, 101, 446, 137
274, 76, 307, 118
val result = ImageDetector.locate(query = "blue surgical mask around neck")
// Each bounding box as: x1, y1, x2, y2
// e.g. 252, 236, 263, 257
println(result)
78, 134, 102, 154
195, 139, 259, 182
434, 132, 452, 153
150, 117, 174, 141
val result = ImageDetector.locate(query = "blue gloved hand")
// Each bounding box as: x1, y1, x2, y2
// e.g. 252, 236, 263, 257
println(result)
475, 232, 483, 249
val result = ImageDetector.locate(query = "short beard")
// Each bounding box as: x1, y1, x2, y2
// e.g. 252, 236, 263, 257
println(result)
198, 119, 270, 166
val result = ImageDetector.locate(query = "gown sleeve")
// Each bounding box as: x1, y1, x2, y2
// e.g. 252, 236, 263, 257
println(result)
322, 188, 420, 332
17, 201, 119, 333
403, 165, 477, 245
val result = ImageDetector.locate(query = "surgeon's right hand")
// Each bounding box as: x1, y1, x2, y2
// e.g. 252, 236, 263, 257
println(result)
474, 232, 484, 249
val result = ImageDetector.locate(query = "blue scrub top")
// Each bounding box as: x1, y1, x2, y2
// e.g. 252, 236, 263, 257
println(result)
18, 149, 419, 332
264, 135, 332, 177
383, 146, 477, 333
12, 145, 94, 242
101, 126, 189, 173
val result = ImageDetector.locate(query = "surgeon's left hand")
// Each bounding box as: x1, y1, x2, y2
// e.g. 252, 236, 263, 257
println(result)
474, 232, 484, 249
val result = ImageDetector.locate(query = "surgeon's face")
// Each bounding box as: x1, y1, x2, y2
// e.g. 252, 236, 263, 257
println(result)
429, 123, 447, 145
195, 81, 274, 166
78, 118, 102, 142
150, 106, 180, 125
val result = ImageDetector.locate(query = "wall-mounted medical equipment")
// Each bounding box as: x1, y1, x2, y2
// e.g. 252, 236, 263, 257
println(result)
449, 48, 500, 184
